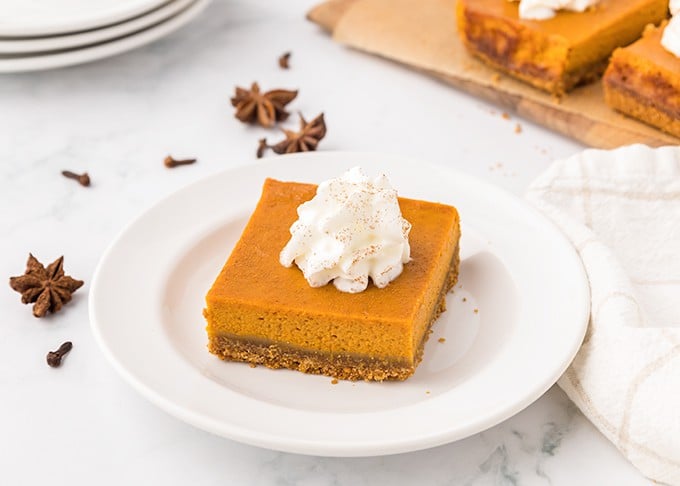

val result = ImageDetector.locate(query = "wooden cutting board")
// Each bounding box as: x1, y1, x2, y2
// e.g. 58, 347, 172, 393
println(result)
308, 0, 679, 149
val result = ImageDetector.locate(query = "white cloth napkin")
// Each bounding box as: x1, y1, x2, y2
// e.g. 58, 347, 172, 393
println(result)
525, 144, 680, 485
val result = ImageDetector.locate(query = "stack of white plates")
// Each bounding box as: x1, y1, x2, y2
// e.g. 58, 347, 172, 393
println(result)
0, 0, 211, 73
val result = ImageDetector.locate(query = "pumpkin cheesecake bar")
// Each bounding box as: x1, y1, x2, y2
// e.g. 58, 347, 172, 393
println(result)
604, 22, 680, 139
457, 0, 668, 95
204, 178, 461, 381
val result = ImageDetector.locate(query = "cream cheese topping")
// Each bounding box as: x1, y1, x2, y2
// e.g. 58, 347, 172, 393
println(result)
512, 0, 599, 20
279, 167, 411, 293
662, 1, 680, 57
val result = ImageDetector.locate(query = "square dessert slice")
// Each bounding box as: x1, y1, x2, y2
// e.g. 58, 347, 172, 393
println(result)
457, 0, 668, 95
604, 23, 680, 139
204, 178, 461, 381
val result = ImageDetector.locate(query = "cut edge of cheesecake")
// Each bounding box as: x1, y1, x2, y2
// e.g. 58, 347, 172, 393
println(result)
456, 0, 669, 95
603, 22, 680, 139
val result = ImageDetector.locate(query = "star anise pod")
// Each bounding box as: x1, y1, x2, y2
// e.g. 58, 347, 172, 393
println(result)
9, 254, 84, 318
231, 82, 298, 127
270, 113, 326, 154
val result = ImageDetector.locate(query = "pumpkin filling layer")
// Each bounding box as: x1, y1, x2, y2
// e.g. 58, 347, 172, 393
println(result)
457, 0, 668, 95
604, 24, 680, 139
204, 179, 461, 381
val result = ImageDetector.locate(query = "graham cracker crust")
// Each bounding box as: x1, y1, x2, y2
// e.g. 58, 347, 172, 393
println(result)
604, 70, 680, 139
208, 244, 460, 382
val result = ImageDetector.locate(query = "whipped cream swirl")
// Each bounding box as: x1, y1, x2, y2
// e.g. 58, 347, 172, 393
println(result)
512, 0, 599, 20
279, 167, 412, 293
662, 0, 680, 58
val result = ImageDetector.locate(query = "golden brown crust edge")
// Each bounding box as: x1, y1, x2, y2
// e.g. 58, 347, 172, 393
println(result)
207, 244, 460, 382
603, 82, 680, 139
603, 52, 680, 139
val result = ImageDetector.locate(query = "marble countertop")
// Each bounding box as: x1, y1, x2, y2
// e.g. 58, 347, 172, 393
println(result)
0, 1, 654, 484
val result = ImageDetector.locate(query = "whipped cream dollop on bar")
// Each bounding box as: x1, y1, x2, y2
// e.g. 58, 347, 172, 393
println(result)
512, 0, 599, 20
280, 167, 412, 293
662, 0, 680, 57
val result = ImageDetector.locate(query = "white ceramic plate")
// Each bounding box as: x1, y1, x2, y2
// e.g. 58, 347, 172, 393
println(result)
0, 0, 168, 37
0, 0, 209, 73
90, 152, 590, 457
0, 0, 195, 54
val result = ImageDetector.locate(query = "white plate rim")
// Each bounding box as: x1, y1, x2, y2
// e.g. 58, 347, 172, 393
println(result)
0, 0, 196, 54
89, 151, 590, 456
0, 0, 170, 38
0, 0, 210, 73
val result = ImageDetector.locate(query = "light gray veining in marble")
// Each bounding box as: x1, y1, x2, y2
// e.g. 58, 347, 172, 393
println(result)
0, 1, 654, 485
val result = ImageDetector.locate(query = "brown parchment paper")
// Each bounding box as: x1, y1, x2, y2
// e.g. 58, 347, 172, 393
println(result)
308, 0, 679, 148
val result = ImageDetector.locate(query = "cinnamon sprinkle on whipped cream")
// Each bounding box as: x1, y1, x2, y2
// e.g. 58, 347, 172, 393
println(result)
279, 167, 411, 293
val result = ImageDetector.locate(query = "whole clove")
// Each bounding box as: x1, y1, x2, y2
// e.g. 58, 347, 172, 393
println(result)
279, 52, 291, 69
46, 341, 73, 368
256, 138, 269, 158
164, 155, 197, 168
61, 170, 90, 187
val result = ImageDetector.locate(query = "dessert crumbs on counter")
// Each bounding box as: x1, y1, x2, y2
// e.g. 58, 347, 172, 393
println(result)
425, 390, 431, 395
489, 162, 504, 172
514, 123, 522, 134
462, 297, 467, 302
438, 337, 446, 343
331, 378, 339, 385
474, 308, 479, 314
501, 112, 511, 120
249, 363, 257, 368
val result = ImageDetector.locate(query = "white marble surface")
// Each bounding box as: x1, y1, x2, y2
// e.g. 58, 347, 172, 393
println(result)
0, 1, 655, 484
